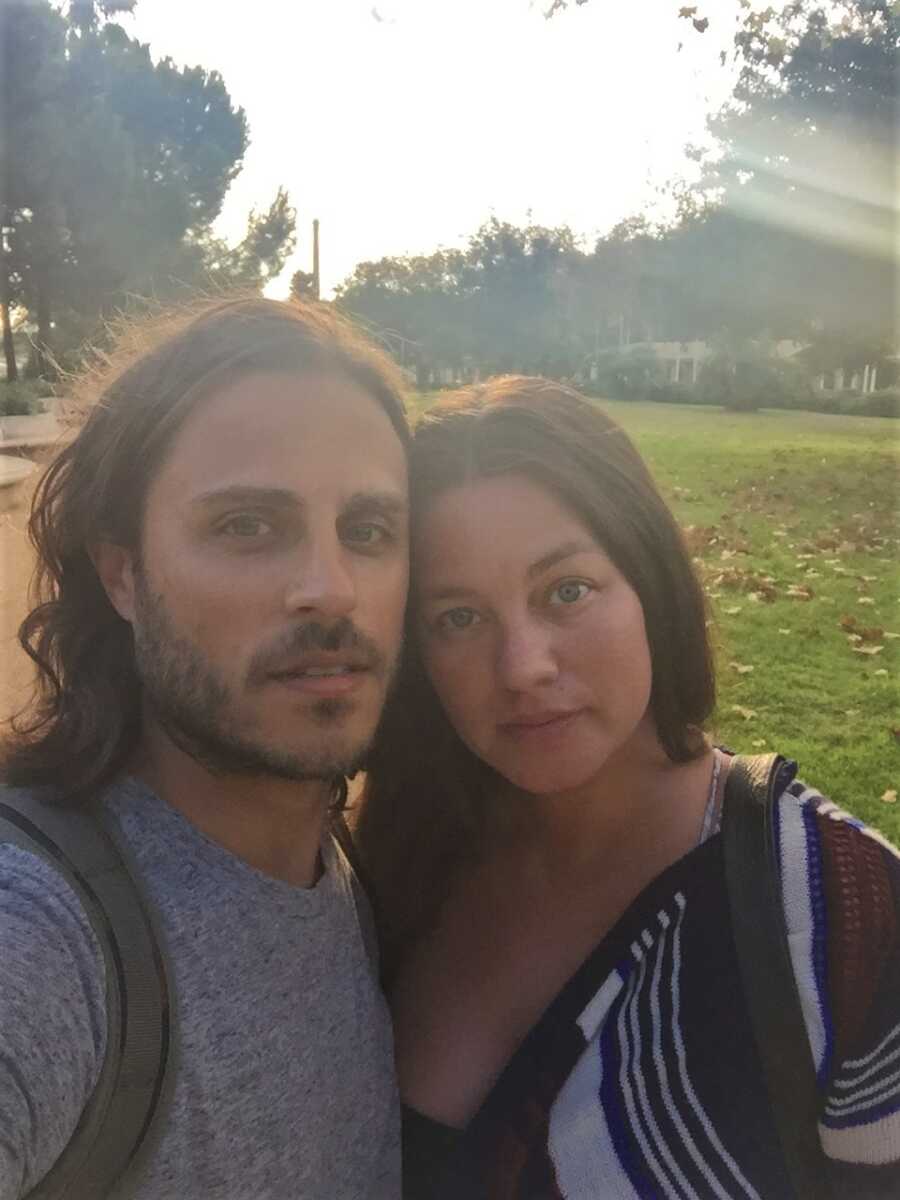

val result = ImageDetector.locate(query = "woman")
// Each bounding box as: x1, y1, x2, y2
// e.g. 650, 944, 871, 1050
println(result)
356, 377, 900, 1199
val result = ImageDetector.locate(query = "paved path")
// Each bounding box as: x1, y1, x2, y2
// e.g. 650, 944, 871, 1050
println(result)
0, 412, 64, 450
0, 454, 36, 489
0, 412, 67, 489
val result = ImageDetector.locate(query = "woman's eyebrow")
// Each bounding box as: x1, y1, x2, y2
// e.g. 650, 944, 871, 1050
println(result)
525, 540, 594, 580
418, 580, 478, 604
420, 540, 595, 605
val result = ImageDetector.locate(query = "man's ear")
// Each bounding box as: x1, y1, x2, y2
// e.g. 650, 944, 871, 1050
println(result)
90, 541, 138, 624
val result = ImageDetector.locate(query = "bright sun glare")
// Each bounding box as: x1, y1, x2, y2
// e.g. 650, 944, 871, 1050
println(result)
125, 0, 745, 296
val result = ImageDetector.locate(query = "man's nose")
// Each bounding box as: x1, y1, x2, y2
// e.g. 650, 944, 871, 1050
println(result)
496, 619, 559, 692
283, 536, 357, 619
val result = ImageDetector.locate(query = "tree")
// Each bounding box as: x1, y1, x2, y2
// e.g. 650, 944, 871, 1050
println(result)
290, 271, 317, 300
545, 1, 712, 32
336, 219, 582, 380
0, 1, 295, 379
0, 0, 68, 379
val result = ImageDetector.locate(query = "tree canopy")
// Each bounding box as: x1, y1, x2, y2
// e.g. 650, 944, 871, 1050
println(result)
0, 0, 296, 379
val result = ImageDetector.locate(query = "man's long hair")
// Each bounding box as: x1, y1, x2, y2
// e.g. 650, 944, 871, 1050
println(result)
1, 296, 409, 802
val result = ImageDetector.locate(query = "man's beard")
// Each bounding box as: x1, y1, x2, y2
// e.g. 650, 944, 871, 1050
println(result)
131, 571, 393, 784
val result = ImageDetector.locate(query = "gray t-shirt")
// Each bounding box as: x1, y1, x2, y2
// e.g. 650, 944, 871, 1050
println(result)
0, 779, 399, 1199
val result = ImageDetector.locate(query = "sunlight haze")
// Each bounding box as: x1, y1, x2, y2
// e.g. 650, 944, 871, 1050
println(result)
126, 0, 743, 295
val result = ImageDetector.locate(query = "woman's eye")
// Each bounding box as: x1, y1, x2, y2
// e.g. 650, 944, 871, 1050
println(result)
435, 607, 480, 632
549, 580, 591, 606
219, 514, 272, 538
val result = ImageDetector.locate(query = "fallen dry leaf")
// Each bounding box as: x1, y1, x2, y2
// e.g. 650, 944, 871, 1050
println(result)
874, 669, 889, 677
844, 709, 860, 717
853, 646, 884, 656
787, 585, 814, 601
858, 597, 876, 606
882, 790, 897, 805
840, 615, 884, 642
884, 632, 900, 640
778, 628, 792, 635
682, 525, 718, 554
730, 705, 757, 721
751, 739, 767, 748
723, 606, 742, 615
730, 662, 755, 674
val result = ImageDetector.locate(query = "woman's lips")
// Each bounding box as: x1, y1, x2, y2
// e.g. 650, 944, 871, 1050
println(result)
497, 709, 583, 739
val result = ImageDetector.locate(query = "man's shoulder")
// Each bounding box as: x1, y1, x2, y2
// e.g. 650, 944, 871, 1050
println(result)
0, 786, 111, 1200
0, 783, 112, 986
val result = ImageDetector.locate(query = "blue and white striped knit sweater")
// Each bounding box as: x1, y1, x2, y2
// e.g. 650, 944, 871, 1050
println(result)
403, 770, 900, 1199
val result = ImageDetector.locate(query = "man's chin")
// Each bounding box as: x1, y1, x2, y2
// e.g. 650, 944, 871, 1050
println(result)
154, 713, 367, 784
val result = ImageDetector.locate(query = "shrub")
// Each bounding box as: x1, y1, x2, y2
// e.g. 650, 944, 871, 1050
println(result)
583, 348, 664, 401
645, 381, 700, 405
838, 388, 900, 418
695, 355, 763, 410
0, 381, 49, 416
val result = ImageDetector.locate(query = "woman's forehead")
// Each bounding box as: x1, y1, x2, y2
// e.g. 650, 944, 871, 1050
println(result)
413, 475, 613, 591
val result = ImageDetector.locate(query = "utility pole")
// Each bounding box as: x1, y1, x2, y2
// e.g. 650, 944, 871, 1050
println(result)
312, 219, 320, 301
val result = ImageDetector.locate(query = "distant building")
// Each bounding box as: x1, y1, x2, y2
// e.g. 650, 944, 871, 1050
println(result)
586, 338, 891, 394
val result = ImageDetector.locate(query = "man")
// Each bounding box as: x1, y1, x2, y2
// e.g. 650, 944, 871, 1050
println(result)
0, 298, 410, 1198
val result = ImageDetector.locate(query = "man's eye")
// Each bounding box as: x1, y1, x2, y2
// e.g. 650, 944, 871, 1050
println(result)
435, 607, 480, 632
343, 522, 391, 547
218, 514, 272, 538
548, 580, 591, 606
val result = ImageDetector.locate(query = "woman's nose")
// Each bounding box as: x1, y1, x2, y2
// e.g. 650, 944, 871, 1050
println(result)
496, 621, 559, 692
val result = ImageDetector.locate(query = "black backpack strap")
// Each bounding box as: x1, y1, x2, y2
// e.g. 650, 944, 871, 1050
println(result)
0, 792, 170, 1200
722, 753, 832, 1200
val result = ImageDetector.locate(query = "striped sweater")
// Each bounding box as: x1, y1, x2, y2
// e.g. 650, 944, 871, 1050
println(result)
403, 769, 900, 1198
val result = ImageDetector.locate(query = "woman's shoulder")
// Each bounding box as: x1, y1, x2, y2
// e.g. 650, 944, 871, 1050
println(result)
773, 768, 898, 1002
772, 771, 900, 1170
774, 769, 900, 923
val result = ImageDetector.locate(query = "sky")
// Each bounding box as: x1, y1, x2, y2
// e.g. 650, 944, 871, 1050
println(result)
125, 0, 745, 297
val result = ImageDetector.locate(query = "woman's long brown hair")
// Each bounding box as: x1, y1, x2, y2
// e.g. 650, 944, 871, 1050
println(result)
355, 377, 715, 982
1, 296, 409, 802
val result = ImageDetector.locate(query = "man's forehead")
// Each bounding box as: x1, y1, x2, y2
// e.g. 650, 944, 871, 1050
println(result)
153, 369, 408, 498
188, 368, 396, 429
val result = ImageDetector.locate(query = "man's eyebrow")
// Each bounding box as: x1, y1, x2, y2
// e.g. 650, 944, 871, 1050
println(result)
191, 485, 299, 509
190, 487, 408, 517
342, 491, 409, 518
525, 540, 595, 580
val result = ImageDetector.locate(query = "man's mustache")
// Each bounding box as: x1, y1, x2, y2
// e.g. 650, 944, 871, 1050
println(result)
248, 618, 386, 684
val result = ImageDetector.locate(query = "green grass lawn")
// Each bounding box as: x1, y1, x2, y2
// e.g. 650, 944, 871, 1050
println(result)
412, 395, 900, 842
